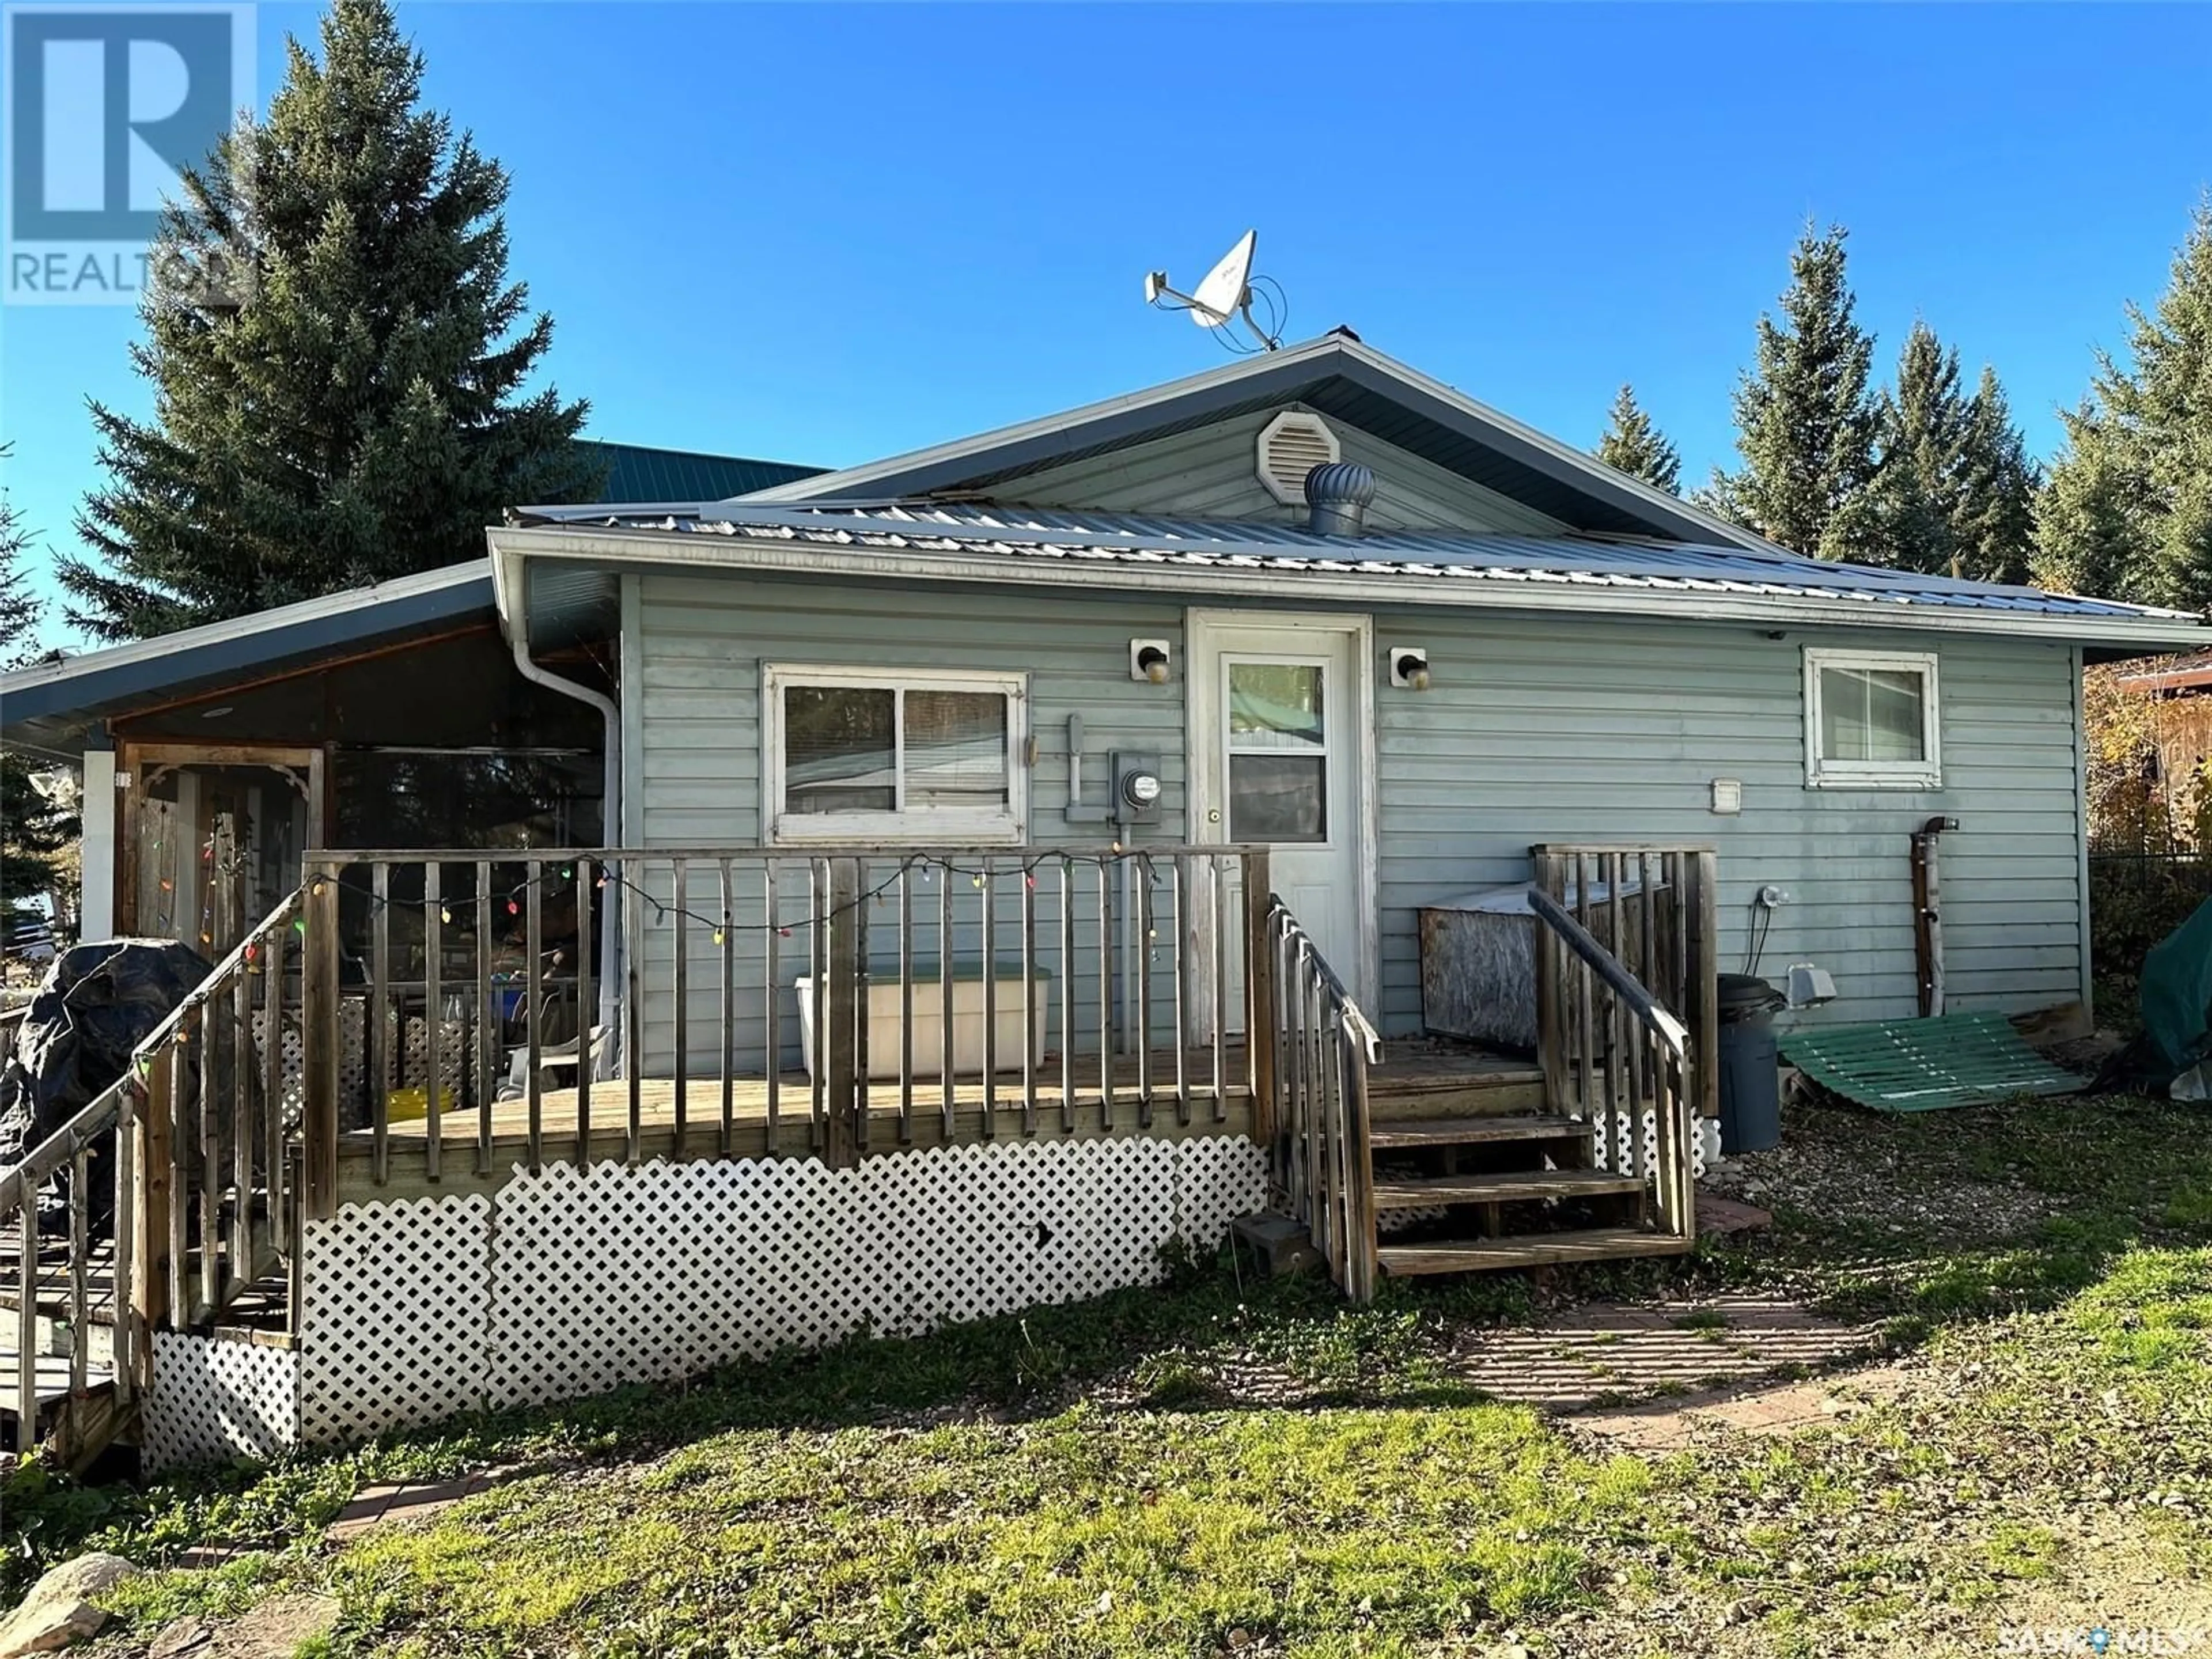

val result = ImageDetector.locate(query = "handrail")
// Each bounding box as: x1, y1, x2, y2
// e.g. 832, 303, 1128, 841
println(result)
1527, 849, 1702, 1245
0, 1076, 135, 1219
5, 885, 309, 1455
1262, 895, 1381, 1302
1526, 887, 1688, 1057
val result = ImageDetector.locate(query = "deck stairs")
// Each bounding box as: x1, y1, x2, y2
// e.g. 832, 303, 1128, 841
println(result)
1360, 1048, 1692, 1277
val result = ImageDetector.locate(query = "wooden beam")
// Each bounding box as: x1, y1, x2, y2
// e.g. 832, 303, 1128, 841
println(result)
1243, 850, 1274, 1146
301, 866, 341, 1220
823, 858, 861, 1170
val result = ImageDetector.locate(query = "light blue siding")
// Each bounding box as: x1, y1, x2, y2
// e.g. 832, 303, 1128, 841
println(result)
1001, 408, 1569, 536
631, 568, 2087, 1068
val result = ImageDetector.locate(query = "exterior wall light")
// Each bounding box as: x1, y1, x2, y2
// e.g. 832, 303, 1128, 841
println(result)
1130, 639, 1172, 684
1389, 646, 1431, 691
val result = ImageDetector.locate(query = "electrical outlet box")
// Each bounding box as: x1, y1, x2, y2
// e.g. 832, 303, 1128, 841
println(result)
1109, 750, 1162, 825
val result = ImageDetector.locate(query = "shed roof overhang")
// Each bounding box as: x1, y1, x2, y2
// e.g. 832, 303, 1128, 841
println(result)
0, 560, 496, 762
486, 520, 2210, 657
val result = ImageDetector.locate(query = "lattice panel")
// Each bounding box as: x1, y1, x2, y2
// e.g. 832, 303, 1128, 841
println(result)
297, 1195, 491, 1445
142, 1331, 300, 1471
1587, 1109, 1711, 1183
290, 1137, 1264, 1443
483, 1135, 1266, 1414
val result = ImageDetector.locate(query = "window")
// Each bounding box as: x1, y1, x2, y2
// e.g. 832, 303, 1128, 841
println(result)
1804, 649, 1940, 789
1227, 658, 1330, 842
763, 666, 1025, 842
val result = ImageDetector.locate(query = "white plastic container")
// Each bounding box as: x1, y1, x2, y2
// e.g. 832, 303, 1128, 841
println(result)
794, 965, 1052, 1081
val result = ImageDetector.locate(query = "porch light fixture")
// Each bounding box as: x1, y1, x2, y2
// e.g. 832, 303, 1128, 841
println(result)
1389, 646, 1431, 691
1130, 640, 1172, 684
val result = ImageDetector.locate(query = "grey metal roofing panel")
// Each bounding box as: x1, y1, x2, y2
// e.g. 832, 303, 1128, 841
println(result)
514, 499, 2181, 623
0, 562, 496, 759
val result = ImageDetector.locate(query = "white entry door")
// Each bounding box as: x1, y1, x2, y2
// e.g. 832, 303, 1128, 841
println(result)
1189, 612, 1372, 1024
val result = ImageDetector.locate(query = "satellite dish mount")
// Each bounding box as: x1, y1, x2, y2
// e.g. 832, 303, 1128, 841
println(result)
1145, 229, 1285, 354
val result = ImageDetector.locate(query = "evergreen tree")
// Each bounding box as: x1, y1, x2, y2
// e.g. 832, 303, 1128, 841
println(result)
1711, 224, 1880, 560
1868, 321, 1971, 575
1953, 365, 2039, 586
59, 0, 592, 641
2033, 403, 2152, 599
0, 460, 77, 919
1594, 384, 1681, 494
2040, 200, 2212, 611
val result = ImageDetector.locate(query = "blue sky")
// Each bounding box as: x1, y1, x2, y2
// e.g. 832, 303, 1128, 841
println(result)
6, 1, 2212, 649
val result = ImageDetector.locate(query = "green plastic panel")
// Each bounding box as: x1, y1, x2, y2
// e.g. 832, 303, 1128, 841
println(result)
1778, 1011, 2083, 1113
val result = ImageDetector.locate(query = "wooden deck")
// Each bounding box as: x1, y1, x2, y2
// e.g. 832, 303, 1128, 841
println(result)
332, 1038, 1552, 1202
338, 1048, 1262, 1200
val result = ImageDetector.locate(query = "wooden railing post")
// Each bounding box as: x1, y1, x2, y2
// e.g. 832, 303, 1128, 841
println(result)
1531, 849, 1567, 1116
134, 1055, 171, 1378
1243, 850, 1274, 1143
1688, 849, 1721, 1127
301, 863, 341, 1221
822, 857, 861, 1169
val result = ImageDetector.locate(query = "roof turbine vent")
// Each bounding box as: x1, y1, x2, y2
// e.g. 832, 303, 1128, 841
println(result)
1305, 460, 1377, 537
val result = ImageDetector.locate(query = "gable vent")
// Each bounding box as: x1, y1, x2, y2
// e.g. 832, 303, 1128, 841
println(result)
1256, 411, 1341, 505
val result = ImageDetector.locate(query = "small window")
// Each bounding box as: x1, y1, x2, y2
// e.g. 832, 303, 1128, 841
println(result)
1227, 658, 1330, 842
764, 666, 1025, 842
1804, 649, 1940, 789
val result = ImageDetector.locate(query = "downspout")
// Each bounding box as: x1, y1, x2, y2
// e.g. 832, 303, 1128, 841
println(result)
494, 545, 623, 1080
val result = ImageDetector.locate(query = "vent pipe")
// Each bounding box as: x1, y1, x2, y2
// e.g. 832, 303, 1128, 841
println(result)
1305, 460, 1377, 537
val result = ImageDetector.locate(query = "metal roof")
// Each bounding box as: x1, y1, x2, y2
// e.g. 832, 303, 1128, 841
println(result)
574, 441, 822, 504
0, 560, 495, 760
737, 331, 1781, 554
508, 498, 2193, 627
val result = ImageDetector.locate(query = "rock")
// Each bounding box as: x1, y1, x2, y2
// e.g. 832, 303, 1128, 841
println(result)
210, 1592, 340, 1658
0, 1552, 139, 1657
147, 1620, 211, 1658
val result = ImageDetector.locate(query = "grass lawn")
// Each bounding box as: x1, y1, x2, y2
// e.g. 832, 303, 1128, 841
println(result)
12, 1091, 2212, 1657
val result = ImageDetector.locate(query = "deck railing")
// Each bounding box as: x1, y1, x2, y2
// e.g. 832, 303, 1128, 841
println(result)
299, 846, 1271, 1208
1529, 843, 1714, 1241
4, 888, 305, 1454
1260, 894, 1382, 1302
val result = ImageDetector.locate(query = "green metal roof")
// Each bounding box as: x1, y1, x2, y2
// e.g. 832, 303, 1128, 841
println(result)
573, 440, 823, 505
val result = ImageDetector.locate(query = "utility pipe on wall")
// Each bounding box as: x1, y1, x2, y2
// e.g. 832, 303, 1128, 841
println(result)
1911, 816, 1959, 1018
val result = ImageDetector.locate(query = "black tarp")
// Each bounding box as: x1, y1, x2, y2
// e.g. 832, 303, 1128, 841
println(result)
0, 940, 211, 1231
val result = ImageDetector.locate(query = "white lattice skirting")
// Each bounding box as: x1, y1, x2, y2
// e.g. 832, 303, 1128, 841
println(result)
141, 1331, 301, 1471
1586, 1111, 1722, 1179
275, 1135, 1264, 1448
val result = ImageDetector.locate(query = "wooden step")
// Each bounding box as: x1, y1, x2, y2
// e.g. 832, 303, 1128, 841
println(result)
1377, 1227, 1691, 1275
1369, 1054, 1545, 1119
1371, 1168, 1645, 1210
1367, 1114, 1592, 1150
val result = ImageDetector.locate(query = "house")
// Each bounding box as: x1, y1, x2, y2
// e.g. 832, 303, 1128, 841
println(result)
2, 334, 2200, 1469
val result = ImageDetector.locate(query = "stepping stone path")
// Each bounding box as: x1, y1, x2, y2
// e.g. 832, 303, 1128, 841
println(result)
1446, 1291, 1888, 1421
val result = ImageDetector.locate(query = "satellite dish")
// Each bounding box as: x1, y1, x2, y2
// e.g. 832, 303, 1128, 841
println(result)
1142, 229, 1285, 354
1188, 230, 1256, 329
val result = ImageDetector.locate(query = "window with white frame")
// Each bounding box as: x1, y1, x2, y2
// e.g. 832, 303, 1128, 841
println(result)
763, 665, 1027, 842
1803, 649, 1940, 789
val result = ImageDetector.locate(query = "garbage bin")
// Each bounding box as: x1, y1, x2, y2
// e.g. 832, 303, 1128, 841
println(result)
1717, 973, 1786, 1155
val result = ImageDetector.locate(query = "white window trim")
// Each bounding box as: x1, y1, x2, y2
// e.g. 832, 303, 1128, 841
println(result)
762, 664, 1028, 844
1803, 647, 1941, 790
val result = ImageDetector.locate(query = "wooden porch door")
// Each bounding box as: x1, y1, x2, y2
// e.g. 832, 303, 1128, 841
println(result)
115, 743, 326, 955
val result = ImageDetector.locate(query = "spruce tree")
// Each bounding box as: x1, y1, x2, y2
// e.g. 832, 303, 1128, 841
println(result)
59, 0, 592, 641
1594, 384, 1682, 494
1953, 366, 2039, 586
1710, 225, 1880, 560
2033, 404, 2152, 599
1868, 321, 1971, 575
1, 459, 77, 919
2040, 200, 2212, 611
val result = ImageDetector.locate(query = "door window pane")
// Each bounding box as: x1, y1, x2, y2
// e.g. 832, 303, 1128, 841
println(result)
783, 685, 896, 813
905, 690, 1008, 809
1229, 663, 1325, 749
1231, 754, 1327, 842
1820, 666, 1926, 763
